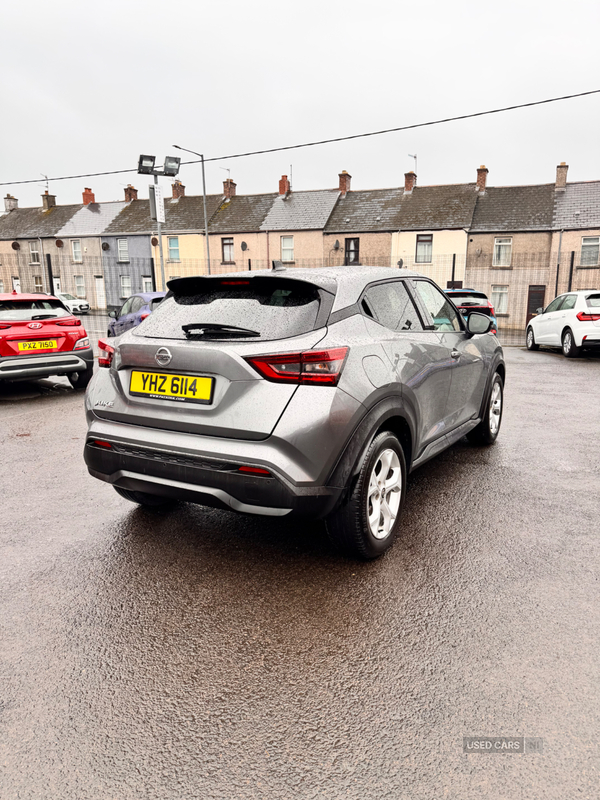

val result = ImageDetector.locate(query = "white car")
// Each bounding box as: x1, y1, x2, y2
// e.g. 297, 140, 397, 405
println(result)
526, 289, 600, 357
57, 292, 90, 315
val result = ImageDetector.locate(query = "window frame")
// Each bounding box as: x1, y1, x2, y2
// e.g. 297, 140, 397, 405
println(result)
71, 239, 83, 264
33, 275, 43, 293
167, 237, 180, 262
492, 237, 513, 267
142, 276, 153, 293
280, 235, 294, 263
120, 274, 132, 299
491, 284, 509, 314
117, 238, 129, 263
415, 234, 433, 264
74, 275, 85, 298
344, 238, 360, 266
29, 241, 41, 265
581, 236, 599, 267
221, 237, 234, 264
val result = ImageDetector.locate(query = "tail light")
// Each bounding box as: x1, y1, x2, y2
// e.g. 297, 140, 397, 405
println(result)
245, 347, 348, 385
238, 466, 271, 476
74, 336, 90, 350
487, 300, 496, 316
98, 338, 115, 368
576, 311, 600, 321
140, 312, 150, 321
56, 318, 82, 326
92, 440, 112, 449
0, 323, 11, 330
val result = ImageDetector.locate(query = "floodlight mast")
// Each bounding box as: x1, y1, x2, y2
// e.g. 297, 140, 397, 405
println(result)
137, 155, 181, 291
173, 145, 211, 275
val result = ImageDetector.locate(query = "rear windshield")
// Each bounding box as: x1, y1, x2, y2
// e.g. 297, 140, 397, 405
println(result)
137, 277, 322, 341
448, 292, 488, 305
0, 299, 70, 321
586, 294, 600, 308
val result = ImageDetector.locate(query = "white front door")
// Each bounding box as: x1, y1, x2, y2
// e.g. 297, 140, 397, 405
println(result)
53, 277, 61, 294
95, 276, 107, 310
12, 276, 21, 292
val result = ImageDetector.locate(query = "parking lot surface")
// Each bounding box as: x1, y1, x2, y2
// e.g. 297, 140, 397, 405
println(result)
1, 347, 599, 799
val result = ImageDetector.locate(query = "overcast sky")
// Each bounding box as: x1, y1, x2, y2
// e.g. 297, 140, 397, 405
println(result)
1, 0, 599, 209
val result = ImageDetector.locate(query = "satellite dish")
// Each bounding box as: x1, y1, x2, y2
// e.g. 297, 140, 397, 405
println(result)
11, 241, 20, 250
55, 239, 64, 248
241, 241, 248, 251
333, 240, 340, 250
101, 242, 110, 251
151, 237, 159, 247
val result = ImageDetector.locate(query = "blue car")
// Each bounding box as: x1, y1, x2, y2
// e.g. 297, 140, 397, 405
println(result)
107, 292, 166, 337
445, 288, 498, 334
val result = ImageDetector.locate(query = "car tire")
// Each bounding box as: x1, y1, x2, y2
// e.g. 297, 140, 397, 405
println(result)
326, 431, 407, 560
562, 328, 580, 358
526, 327, 539, 351
68, 365, 94, 390
113, 486, 179, 507
467, 371, 503, 446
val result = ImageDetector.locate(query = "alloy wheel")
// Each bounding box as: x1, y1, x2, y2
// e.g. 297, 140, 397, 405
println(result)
367, 448, 402, 539
489, 381, 502, 435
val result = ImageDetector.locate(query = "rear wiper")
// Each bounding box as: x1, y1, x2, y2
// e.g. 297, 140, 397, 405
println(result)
182, 323, 260, 338
32, 314, 58, 320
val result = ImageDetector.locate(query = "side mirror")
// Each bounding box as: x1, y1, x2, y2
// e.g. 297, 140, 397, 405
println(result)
467, 312, 493, 335
536, 307, 543, 314
108, 310, 117, 318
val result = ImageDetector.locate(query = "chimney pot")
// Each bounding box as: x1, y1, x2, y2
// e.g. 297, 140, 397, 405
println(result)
404, 171, 417, 194
555, 162, 569, 191
172, 180, 185, 200
223, 178, 237, 199
42, 190, 57, 210
476, 165, 489, 193
338, 170, 352, 194
82, 187, 95, 205
4, 194, 19, 212
279, 175, 291, 195
124, 184, 138, 202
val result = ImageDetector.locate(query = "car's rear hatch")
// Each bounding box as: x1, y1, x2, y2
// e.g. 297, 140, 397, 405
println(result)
0, 299, 84, 358
94, 273, 335, 440
449, 291, 493, 317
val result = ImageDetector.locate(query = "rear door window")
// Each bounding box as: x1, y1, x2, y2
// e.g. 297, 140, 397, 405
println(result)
138, 277, 323, 341
362, 281, 423, 332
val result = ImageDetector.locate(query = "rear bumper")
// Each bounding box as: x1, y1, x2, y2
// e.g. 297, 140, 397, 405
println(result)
581, 334, 600, 348
84, 436, 342, 519
0, 347, 94, 382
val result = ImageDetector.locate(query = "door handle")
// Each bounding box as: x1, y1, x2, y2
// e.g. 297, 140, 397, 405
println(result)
451, 350, 460, 360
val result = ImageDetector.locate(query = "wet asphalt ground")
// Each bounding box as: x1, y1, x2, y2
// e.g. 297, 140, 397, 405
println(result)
1, 347, 599, 799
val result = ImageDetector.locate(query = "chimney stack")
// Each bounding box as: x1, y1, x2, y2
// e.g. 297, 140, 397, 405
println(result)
279, 175, 291, 195
476, 165, 489, 193
124, 184, 138, 202
223, 178, 237, 199
404, 171, 417, 194
172, 180, 185, 200
555, 162, 568, 191
339, 170, 352, 195
82, 187, 95, 205
4, 194, 18, 212
42, 190, 56, 210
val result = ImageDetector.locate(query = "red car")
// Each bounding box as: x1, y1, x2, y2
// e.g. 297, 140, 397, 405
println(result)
0, 291, 94, 388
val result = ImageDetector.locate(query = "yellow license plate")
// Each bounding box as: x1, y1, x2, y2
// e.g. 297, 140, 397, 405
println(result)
18, 340, 58, 352
129, 370, 214, 404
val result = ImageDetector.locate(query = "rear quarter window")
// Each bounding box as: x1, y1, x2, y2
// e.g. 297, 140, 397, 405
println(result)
586, 294, 600, 308
138, 277, 323, 341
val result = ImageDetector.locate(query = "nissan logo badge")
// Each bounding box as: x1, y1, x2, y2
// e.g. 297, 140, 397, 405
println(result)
155, 347, 172, 367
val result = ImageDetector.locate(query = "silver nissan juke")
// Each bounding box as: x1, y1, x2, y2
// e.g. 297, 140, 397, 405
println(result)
84, 266, 505, 559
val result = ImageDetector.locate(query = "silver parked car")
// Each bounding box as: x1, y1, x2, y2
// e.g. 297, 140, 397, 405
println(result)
84, 267, 505, 559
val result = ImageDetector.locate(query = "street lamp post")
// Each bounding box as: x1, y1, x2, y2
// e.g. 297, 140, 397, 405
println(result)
138, 154, 181, 290
173, 145, 211, 275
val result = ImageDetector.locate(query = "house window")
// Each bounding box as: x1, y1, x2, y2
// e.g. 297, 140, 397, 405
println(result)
491, 284, 509, 314
168, 237, 180, 261
71, 240, 82, 263
344, 238, 360, 265
29, 241, 40, 264
493, 237, 512, 266
281, 236, 294, 263
0, 280, 4, 292
74, 275, 85, 298
34, 276, 43, 292
117, 238, 129, 262
581, 236, 599, 266
120, 275, 132, 298
221, 237, 234, 263
415, 234, 433, 263
142, 276, 153, 292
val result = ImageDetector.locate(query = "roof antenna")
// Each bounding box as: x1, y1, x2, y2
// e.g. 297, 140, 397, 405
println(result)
219, 167, 231, 180
408, 154, 417, 179
290, 164, 293, 190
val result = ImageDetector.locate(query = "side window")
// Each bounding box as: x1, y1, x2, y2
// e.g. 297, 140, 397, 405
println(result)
560, 294, 577, 311
131, 297, 145, 314
362, 281, 423, 332
119, 298, 134, 317
412, 280, 462, 332
544, 296, 564, 313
